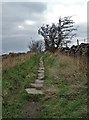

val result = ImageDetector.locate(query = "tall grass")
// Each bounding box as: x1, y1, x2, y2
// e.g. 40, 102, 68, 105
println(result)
2, 53, 40, 118
2, 52, 88, 118
2, 52, 35, 70
39, 52, 87, 118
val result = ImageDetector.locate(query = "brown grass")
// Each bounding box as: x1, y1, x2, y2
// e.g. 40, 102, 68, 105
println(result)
44, 51, 87, 98
41, 51, 87, 118
2, 52, 36, 70
55, 51, 87, 74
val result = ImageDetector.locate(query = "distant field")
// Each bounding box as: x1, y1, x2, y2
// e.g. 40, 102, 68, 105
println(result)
2, 52, 35, 70
2, 52, 88, 118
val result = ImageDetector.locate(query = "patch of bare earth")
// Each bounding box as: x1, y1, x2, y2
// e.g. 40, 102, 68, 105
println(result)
22, 102, 41, 118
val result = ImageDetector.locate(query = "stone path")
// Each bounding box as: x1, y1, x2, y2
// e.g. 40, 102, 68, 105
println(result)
25, 56, 44, 94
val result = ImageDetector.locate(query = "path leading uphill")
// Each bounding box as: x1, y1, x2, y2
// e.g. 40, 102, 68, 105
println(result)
24, 56, 45, 118
25, 56, 44, 94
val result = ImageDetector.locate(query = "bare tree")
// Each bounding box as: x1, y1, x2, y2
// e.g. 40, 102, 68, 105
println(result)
28, 40, 43, 52
38, 16, 77, 51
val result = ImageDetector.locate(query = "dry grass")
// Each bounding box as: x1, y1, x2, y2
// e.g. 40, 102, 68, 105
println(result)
51, 52, 87, 91
53, 52, 87, 81
2, 53, 40, 118
2, 52, 36, 70
41, 52, 87, 118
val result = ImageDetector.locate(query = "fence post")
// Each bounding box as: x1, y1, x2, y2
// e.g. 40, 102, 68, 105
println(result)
77, 39, 79, 46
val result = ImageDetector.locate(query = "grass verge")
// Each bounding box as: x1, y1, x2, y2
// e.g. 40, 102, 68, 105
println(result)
39, 52, 87, 118
2, 53, 40, 118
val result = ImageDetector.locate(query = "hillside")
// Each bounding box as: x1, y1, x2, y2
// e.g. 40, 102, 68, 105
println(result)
2, 51, 87, 118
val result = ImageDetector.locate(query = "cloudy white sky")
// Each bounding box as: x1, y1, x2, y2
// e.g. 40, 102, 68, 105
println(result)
1, 0, 88, 54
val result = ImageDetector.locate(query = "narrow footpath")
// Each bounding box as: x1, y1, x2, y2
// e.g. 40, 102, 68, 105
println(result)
24, 56, 45, 118
25, 56, 44, 94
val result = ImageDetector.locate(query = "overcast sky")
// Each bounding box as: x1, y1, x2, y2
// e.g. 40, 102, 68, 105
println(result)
1, 0, 88, 54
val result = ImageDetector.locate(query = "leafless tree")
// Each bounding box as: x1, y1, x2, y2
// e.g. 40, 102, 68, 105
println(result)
28, 40, 43, 52
38, 16, 77, 52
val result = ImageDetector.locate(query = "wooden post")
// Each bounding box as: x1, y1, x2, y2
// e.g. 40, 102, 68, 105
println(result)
77, 39, 79, 46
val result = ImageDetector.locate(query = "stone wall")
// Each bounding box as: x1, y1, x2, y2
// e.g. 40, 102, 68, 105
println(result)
60, 43, 89, 56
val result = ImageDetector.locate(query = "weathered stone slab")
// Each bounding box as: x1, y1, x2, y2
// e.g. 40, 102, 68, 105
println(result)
38, 70, 44, 73
30, 83, 43, 89
25, 88, 44, 94
25, 57, 45, 95
38, 76, 44, 80
38, 75, 44, 80
35, 79, 44, 84
38, 73, 44, 77
39, 61, 43, 64
39, 67, 44, 70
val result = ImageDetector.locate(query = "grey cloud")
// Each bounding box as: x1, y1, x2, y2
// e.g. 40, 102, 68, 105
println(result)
70, 23, 87, 46
2, 2, 87, 54
2, 2, 47, 53
2, 2, 46, 22
2, 32, 42, 53
76, 23, 87, 41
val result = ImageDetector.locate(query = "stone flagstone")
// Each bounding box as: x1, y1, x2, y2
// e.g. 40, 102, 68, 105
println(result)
38, 76, 44, 80
38, 73, 44, 76
38, 70, 44, 73
35, 79, 44, 84
30, 83, 43, 89
25, 88, 44, 94
39, 67, 44, 70
25, 56, 45, 95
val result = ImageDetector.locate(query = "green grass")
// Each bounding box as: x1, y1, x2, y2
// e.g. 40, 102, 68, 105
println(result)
2, 53, 41, 118
2, 52, 87, 118
39, 52, 87, 118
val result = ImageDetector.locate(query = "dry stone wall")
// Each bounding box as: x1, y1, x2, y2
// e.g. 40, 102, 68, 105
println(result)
60, 43, 89, 56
